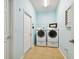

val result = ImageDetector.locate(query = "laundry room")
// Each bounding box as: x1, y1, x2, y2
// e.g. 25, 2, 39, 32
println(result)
4, 0, 74, 59
35, 11, 58, 47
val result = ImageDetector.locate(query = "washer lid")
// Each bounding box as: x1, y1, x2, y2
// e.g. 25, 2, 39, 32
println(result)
48, 30, 57, 38
37, 30, 45, 37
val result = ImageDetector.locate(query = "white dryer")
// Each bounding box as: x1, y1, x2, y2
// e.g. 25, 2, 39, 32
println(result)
36, 28, 46, 46
47, 28, 59, 47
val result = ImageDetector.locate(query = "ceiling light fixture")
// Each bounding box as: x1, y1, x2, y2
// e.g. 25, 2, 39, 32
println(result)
43, 0, 49, 7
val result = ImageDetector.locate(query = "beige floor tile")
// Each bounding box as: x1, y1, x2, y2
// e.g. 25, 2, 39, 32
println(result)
23, 46, 64, 59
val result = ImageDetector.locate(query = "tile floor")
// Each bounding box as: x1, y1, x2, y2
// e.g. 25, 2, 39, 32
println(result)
23, 46, 64, 59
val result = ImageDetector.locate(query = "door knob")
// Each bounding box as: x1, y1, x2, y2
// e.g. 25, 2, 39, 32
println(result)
69, 39, 74, 44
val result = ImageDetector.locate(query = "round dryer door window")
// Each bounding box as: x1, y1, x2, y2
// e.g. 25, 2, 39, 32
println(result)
48, 30, 57, 38
38, 30, 45, 37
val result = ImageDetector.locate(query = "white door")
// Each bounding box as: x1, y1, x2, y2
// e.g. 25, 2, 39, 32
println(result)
4, 0, 11, 59
24, 12, 32, 53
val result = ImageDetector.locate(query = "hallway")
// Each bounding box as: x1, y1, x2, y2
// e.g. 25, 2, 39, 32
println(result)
23, 47, 64, 59
4, 0, 74, 59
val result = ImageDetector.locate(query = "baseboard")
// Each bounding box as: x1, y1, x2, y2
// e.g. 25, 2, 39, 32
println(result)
32, 45, 35, 47
59, 48, 67, 59
20, 47, 32, 59
20, 55, 24, 59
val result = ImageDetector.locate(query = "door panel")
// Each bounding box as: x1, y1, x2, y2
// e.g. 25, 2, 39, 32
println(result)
4, 40, 7, 59
4, 0, 11, 59
24, 12, 32, 53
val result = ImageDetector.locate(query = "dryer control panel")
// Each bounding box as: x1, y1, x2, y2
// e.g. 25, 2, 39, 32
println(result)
49, 23, 57, 28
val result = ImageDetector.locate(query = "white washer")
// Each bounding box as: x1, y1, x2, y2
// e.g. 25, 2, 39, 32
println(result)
36, 28, 46, 46
47, 28, 59, 47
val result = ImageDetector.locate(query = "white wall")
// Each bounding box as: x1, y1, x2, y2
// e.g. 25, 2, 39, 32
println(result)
57, 0, 74, 59
36, 11, 57, 29
13, 0, 36, 59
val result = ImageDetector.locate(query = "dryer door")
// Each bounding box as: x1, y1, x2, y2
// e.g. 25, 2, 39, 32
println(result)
38, 30, 45, 38
48, 30, 57, 38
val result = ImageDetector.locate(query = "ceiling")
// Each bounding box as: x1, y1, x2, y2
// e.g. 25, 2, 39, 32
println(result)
30, 0, 60, 12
